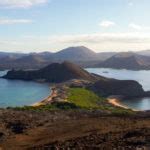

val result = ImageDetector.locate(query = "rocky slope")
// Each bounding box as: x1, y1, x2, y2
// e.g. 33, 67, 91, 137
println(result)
89, 78, 149, 98
3, 61, 99, 83
0, 109, 150, 149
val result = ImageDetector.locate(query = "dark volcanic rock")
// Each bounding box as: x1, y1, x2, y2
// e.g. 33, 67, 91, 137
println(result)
3, 61, 98, 83
1, 109, 150, 149
3, 61, 150, 98
6, 121, 27, 134
90, 78, 147, 98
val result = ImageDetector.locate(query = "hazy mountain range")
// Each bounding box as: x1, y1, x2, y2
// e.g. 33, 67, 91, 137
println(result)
1, 46, 150, 70
95, 52, 150, 70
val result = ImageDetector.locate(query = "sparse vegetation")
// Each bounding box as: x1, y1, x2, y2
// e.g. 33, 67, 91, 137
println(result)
12, 87, 134, 115
67, 88, 104, 109
0, 108, 149, 149
67, 87, 134, 115
12, 102, 79, 111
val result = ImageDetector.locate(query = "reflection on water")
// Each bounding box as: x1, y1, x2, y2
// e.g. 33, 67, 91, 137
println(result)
86, 68, 150, 111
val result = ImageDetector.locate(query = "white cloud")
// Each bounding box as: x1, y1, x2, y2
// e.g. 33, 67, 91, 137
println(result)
129, 23, 142, 30
0, 0, 48, 8
99, 20, 116, 28
129, 23, 150, 31
49, 33, 150, 45
1, 32, 150, 52
0, 18, 32, 25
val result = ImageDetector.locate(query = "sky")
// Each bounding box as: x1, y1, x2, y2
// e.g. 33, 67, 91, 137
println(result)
0, 0, 150, 53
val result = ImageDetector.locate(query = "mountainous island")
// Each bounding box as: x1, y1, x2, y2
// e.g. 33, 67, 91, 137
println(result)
3, 61, 98, 82
3, 61, 150, 99
1, 61, 150, 149
1, 46, 150, 70
95, 52, 150, 70
1, 0, 150, 149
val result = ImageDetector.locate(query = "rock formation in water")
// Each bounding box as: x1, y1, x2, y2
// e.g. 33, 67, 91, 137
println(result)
89, 78, 149, 98
3, 61, 99, 83
3, 61, 150, 98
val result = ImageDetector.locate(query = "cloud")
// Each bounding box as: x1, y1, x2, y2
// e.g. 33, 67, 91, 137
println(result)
1, 32, 150, 52
129, 23, 150, 31
129, 23, 142, 30
0, 0, 48, 8
99, 20, 116, 28
49, 33, 150, 44
0, 18, 32, 25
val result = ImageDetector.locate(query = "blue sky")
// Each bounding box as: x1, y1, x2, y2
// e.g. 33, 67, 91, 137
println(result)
0, 0, 150, 52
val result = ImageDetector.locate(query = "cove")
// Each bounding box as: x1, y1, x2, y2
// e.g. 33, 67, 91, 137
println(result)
0, 71, 50, 108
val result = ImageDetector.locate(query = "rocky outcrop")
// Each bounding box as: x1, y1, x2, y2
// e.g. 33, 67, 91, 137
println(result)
3, 61, 150, 99
3, 61, 99, 83
89, 78, 149, 98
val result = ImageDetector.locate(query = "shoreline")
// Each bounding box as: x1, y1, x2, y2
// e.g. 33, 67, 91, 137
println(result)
31, 80, 140, 112
32, 87, 58, 107
32, 86, 139, 111
107, 98, 139, 111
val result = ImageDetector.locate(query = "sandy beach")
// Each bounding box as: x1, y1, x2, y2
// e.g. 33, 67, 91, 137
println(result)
32, 87, 58, 107
108, 98, 138, 111
108, 98, 129, 109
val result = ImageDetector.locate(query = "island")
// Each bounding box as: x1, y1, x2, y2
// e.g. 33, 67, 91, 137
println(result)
3, 61, 150, 99
1, 61, 150, 149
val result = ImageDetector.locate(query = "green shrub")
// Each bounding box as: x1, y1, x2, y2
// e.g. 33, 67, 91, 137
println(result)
67, 88, 104, 109
12, 87, 135, 115
12, 102, 79, 111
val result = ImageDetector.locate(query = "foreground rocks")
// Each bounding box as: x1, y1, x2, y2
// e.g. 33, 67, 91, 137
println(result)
0, 109, 150, 149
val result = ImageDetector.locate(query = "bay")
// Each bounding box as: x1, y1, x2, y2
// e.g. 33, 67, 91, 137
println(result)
86, 68, 150, 111
0, 71, 50, 108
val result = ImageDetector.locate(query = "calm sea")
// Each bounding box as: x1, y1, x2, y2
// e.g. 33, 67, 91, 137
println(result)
86, 68, 150, 111
1, 69, 150, 110
0, 71, 50, 108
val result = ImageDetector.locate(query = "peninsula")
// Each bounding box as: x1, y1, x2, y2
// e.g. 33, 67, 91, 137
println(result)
3, 61, 150, 105
1, 61, 150, 149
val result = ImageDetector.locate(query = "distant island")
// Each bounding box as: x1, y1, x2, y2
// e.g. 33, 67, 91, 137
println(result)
3, 61, 150, 100
1, 46, 150, 70
95, 52, 150, 70
1, 61, 150, 149
3, 61, 98, 82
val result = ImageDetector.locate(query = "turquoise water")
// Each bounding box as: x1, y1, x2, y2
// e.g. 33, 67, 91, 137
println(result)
86, 68, 150, 111
1, 68, 150, 110
0, 71, 50, 108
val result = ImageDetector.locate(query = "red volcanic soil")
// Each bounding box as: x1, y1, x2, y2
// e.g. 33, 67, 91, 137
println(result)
0, 109, 150, 149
